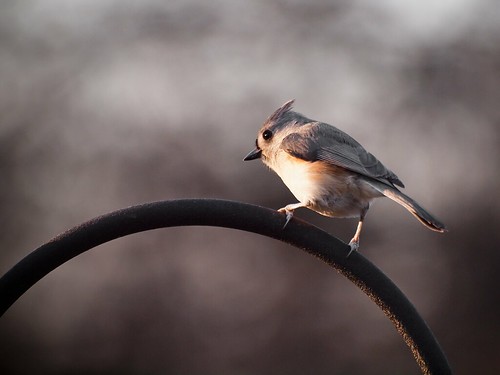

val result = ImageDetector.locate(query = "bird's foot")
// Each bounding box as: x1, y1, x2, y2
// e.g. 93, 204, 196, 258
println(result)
277, 207, 294, 229
347, 239, 359, 258
278, 202, 307, 229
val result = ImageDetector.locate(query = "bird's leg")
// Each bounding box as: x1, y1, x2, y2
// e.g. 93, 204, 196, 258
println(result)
278, 202, 306, 229
347, 220, 363, 257
347, 207, 368, 257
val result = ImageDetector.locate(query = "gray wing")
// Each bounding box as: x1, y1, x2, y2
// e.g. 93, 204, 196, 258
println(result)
281, 122, 404, 188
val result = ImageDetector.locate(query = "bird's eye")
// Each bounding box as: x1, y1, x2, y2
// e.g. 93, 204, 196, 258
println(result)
262, 129, 273, 140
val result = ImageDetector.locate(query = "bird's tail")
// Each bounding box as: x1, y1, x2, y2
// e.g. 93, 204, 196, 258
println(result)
366, 180, 447, 233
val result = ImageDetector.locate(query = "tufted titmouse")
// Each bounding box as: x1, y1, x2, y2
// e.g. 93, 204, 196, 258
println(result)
244, 100, 446, 254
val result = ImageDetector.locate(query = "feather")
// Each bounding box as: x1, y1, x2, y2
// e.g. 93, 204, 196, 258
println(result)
281, 121, 405, 188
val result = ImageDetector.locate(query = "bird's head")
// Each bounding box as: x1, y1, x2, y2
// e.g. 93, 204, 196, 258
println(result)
243, 99, 307, 163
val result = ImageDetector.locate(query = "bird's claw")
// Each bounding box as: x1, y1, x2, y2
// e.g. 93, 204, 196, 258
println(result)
278, 208, 294, 229
347, 239, 359, 258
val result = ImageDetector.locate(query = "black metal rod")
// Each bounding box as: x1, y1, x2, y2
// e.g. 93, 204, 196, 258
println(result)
0, 199, 452, 374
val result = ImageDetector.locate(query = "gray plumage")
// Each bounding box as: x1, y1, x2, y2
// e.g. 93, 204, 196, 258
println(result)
281, 122, 405, 189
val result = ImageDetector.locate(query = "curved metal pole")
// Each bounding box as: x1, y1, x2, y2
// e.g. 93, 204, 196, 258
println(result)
0, 199, 452, 374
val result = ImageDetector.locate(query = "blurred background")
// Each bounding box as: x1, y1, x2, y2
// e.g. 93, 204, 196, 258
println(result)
1, 0, 499, 374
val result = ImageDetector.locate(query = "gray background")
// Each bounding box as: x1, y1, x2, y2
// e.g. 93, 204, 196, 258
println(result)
1, 1, 499, 374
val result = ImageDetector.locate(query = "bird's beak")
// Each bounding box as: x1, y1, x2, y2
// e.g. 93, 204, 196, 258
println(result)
243, 147, 262, 161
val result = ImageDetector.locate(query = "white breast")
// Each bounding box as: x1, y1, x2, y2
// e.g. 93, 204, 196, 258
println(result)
266, 151, 319, 203
263, 149, 382, 218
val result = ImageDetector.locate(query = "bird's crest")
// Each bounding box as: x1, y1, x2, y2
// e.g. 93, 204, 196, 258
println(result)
266, 99, 295, 124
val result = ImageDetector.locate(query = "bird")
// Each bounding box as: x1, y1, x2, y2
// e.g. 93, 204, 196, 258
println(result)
243, 99, 446, 255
